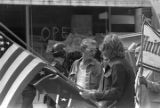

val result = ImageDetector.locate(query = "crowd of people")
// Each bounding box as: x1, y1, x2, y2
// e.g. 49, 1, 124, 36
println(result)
21, 33, 160, 108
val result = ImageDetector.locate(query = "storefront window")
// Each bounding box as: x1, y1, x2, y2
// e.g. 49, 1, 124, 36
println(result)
0, 5, 26, 47
0, 5, 150, 62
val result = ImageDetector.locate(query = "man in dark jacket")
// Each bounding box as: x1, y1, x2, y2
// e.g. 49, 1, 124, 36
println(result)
50, 42, 69, 77
80, 34, 135, 108
51, 42, 82, 77
45, 42, 82, 108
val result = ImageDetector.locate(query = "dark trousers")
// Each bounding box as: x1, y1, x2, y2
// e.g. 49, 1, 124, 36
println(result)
22, 85, 36, 108
44, 94, 56, 108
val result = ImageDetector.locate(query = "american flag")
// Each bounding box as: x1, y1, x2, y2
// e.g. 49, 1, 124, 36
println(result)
0, 31, 46, 108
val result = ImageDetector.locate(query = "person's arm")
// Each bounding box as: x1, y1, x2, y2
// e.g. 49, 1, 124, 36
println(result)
139, 76, 160, 93
68, 60, 78, 82
94, 63, 126, 101
147, 80, 160, 93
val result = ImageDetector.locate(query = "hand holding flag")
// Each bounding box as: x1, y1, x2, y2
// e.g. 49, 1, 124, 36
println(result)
135, 17, 160, 108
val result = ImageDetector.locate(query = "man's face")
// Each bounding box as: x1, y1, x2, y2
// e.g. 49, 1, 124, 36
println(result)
83, 47, 97, 58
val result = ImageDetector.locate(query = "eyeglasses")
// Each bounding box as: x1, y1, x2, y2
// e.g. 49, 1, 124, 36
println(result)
85, 48, 97, 53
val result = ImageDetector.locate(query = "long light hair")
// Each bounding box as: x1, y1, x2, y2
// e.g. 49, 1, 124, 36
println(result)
100, 34, 125, 60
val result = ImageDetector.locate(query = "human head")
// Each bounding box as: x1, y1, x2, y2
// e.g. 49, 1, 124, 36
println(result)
100, 34, 125, 61
51, 42, 66, 58
80, 38, 97, 58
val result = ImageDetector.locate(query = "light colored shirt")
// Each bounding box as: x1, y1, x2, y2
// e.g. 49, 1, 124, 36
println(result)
76, 61, 90, 89
69, 57, 102, 90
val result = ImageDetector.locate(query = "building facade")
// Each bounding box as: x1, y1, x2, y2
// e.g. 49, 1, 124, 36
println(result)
0, 1, 155, 107
0, 0, 152, 60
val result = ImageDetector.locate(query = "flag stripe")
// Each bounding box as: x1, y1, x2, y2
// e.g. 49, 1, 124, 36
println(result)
144, 22, 160, 38
140, 62, 160, 72
0, 44, 20, 80
141, 21, 160, 72
0, 58, 45, 108
9, 62, 45, 107
0, 54, 34, 104
0, 44, 19, 70
0, 51, 30, 94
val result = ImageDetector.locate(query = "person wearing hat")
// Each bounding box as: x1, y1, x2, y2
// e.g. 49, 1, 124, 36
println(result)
69, 38, 102, 91
45, 42, 82, 108
50, 42, 69, 76
51, 42, 82, 77
21, 43, 70, 108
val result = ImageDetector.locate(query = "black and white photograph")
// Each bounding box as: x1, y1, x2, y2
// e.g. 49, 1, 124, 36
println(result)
0, 0, 160, 108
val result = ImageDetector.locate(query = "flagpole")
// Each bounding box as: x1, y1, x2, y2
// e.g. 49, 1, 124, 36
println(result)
0, 22, 28, 49
26, 5, 30, 50
139, 14, 145, 107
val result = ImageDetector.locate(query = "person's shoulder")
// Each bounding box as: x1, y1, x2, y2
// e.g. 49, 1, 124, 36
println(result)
110, 58, 127, 70
113, 58, 135, 74
67, 51, 82, 57
90, 58, 101, 67
72, 57, 82, 65
111, 58, 123, 65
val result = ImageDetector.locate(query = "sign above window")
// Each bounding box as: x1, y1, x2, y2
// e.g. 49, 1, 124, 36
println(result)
0, 0, 150, 7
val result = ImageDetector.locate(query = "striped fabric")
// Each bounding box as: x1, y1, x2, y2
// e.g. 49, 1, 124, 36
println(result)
139, 20, 160, 71
0, 32, 46, 108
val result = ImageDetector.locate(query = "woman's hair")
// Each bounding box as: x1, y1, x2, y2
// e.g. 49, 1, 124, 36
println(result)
100, 34, 125, 60
94, 48, 102, 62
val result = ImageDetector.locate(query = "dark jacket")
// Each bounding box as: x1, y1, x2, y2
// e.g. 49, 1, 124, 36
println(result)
53, 61, 68, 77
64, 51, 82, 72
94, 58, 135, 108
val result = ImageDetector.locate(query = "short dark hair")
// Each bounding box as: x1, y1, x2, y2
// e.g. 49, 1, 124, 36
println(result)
52, 42, 66, 58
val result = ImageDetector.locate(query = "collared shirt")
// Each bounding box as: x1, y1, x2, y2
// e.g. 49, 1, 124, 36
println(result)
69, 57, 102, 90
76, 61, 90, 89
